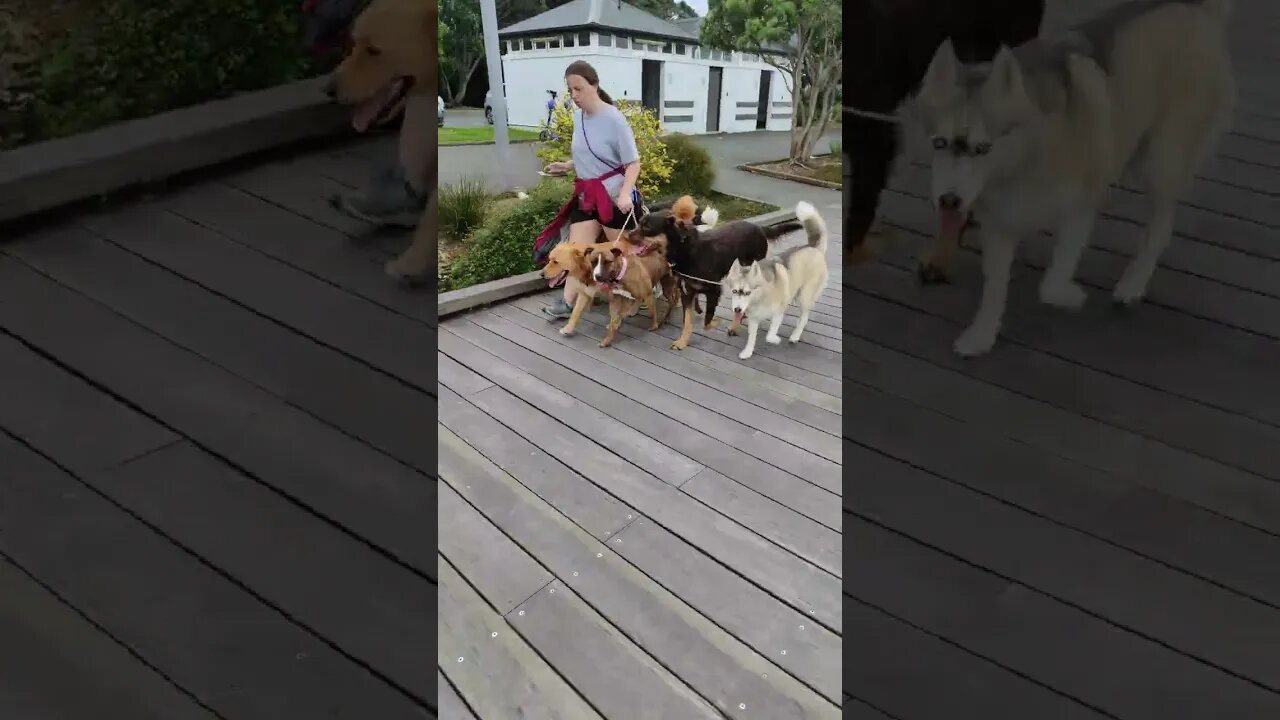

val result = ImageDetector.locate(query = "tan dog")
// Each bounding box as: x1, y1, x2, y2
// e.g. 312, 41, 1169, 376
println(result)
541, 241, 613, 336
591, 245, 677, 347
330, 0, 437, 283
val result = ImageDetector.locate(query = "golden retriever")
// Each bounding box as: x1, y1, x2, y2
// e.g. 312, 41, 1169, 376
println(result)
330, 0, 437, 284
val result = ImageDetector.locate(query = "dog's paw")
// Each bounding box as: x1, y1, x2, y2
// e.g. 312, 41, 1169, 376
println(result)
704, 317, 720, 331
670, 339, 688, 351
788, 331, 802, 343
385, 257, 429, 282
1039, 281, 1087, 310
952, 326, 997, 358
916, 261, 951, 286
1111, 276, 1147, 307
559, 326, 575, 336
765, 334, 782, 345
738, 348, 753, 360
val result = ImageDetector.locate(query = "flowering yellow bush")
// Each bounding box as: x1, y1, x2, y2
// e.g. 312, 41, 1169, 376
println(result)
535, 96, 673, 199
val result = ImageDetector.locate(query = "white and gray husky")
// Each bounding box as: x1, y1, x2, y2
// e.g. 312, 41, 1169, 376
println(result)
909, 0, 1236, 356
727, 201, 830, 360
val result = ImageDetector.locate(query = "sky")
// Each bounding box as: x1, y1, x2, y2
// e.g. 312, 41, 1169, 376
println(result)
686, 0, 708, 16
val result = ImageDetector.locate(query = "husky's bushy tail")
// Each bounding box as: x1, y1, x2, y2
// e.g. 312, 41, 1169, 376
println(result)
763, 221, 804, 240
795, 201, 829, 253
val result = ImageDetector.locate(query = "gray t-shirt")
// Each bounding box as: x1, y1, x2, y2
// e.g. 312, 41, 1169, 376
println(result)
572, 105, 640, 198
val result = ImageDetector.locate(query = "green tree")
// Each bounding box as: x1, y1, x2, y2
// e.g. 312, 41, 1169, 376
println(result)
700, 0, 841, 166
440, 0, 544, 106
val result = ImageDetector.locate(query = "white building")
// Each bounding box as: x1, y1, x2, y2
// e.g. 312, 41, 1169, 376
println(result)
495, 0, 793, 135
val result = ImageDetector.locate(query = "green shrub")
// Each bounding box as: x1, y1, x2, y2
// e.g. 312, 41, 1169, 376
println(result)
442, 177, 573, 292
654, 132, 716, 198
21, 0, 333, 144
438, 176, 491, 240
829, 139, 842, 156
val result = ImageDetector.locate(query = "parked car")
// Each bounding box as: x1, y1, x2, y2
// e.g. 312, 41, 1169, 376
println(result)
438, 95, 445, 126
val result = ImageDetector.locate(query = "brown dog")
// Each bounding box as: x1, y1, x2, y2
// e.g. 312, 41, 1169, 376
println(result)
591, 245, 677, 347
330, 0, 437, 284
541, 241, 613, 336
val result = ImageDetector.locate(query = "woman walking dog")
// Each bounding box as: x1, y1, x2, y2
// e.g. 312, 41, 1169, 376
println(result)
534, 60, 644, 319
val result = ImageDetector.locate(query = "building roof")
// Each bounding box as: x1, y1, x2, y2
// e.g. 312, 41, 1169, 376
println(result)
499, 0, 697, 42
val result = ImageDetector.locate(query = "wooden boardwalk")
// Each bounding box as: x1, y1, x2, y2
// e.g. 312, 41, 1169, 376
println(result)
0, 135, 433, 718
845, 0, 1280, 717
437, 190, 845, 718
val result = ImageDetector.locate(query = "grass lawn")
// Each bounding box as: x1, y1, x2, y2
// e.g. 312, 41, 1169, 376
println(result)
746, 154, 843, 187
438, 126, 540, 145
813, 162, 842, 184
694, 190, 777, 221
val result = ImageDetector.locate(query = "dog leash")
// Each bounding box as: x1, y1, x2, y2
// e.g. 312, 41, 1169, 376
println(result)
844, 105, 903, 124
675, 270, 723, 286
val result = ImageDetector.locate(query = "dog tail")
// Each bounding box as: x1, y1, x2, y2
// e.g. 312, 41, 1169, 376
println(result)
698, 206, 720, 228
795, 201, 828, 253
763, 221, 804, 240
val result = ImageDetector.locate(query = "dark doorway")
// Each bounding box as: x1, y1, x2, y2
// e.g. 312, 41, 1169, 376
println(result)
706, 66, 723, 132
641, 60, 662, 114
756, 69, 772, 130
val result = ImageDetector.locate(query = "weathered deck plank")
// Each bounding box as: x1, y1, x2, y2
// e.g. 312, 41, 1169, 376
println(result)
438, 422, 840, 719
0, 557, 217, 720
0, 434, 427, 718
0, 131, 430, 715
438, 189, 844, 716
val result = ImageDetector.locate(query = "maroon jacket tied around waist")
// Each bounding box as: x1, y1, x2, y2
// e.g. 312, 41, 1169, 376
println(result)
533, 165, 625, 264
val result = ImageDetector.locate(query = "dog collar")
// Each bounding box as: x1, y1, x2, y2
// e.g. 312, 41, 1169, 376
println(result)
610, 257, 628, 284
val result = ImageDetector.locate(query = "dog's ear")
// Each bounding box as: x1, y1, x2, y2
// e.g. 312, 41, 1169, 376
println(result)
919, 37, 960, 104
982, 44, 1028, 106
609, 246, 623, 257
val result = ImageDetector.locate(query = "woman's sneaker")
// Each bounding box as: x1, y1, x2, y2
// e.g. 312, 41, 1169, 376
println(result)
331, 165, 426, 228
542, 298, 573, 319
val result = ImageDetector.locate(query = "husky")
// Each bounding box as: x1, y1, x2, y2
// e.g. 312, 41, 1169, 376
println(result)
727, 201, 830, 360
909, 0, 1236, 357
847, 0, 1046, 268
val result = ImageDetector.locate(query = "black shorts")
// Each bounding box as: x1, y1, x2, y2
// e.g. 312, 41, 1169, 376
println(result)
568, 197, 630, 230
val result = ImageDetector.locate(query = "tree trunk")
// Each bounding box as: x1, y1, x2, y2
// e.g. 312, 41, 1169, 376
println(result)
453, 55, 484, 106
441, 74, 454, 105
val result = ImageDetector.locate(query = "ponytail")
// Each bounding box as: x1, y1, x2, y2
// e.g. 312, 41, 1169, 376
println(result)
564, 60, 613, 105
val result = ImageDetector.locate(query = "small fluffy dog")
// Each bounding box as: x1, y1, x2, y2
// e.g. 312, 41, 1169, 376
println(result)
726, 201, 830, 360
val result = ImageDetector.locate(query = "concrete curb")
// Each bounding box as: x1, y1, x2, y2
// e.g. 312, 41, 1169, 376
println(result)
439, 137, 540, 148
737, 161, 842, 190
437, 207, 801, 319
0, 76, 351, 224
